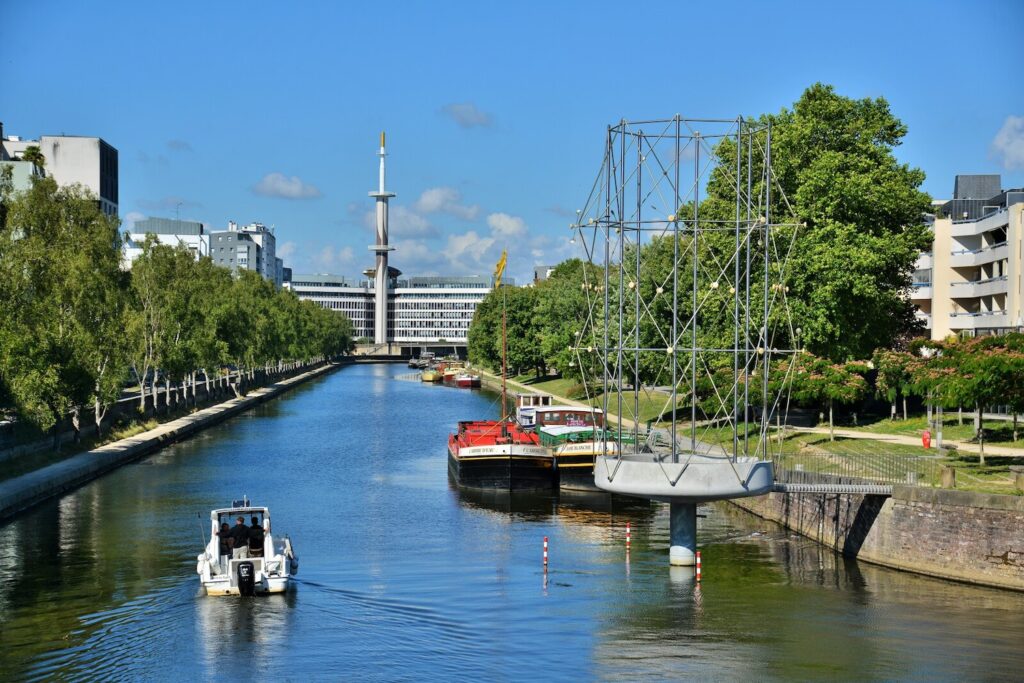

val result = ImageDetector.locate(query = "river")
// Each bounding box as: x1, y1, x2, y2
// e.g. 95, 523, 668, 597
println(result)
1, 363, 1022, 681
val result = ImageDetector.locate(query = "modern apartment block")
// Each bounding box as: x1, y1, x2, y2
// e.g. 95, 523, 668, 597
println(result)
912, 175, 1024, 339
208, 221, 284, 287
0, 123, 118, 216
285, 273, 495, 346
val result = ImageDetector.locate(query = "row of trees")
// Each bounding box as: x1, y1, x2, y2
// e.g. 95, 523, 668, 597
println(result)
0, 170, 353, 441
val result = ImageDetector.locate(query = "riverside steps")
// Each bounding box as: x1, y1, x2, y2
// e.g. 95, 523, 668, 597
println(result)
0, 362, 340, 522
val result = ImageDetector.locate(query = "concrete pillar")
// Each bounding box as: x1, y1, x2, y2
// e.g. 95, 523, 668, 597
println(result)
669, 502, 697, 566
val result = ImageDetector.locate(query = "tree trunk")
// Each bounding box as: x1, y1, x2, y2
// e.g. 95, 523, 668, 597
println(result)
94, 396, 107, 440
151, 375, 159, 414
977, 403, 985, 466
902, 396, 907, 421
974, 408, 981, 436
165, 378, 172, 414
891, 399, 896, 421
1014, 413, 1018, 443
958, 407, 963, 425
829, 400, 834, 442
70, 407, 81, 444
138, 371, 147, 411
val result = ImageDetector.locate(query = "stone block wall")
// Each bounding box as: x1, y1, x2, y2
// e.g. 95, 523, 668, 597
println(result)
732, 485, 1024, 591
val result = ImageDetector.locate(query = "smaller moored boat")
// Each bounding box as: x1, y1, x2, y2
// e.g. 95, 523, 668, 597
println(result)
455, 372, 481, 388
421, 368, 443, 382
196, 498, 298, 596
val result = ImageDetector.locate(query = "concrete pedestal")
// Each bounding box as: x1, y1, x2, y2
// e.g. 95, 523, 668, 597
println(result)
669, 502, 697, 566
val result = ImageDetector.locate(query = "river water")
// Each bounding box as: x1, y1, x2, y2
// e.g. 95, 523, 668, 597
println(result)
1, 363, 1022, 681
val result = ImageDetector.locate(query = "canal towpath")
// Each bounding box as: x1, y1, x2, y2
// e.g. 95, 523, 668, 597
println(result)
0, 362, 340, 522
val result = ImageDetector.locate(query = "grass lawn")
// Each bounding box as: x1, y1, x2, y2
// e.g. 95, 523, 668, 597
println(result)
849, 414, 1023, 446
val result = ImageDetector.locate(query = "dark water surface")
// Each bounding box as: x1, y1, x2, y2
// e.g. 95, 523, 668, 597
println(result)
2, 364, 1023, 681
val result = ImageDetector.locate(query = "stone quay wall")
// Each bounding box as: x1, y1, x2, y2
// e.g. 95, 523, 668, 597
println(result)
732, 485, 1024, 592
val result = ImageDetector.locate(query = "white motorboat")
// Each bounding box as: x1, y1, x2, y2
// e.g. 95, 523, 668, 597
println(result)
196, 498, 298, 596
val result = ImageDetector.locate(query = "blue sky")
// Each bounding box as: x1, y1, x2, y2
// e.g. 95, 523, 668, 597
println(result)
2, 0, 1022, 283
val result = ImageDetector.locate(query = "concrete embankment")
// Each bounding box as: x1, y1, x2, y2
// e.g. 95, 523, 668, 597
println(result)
0, 362, 342, 523
731, 486, 1024, 592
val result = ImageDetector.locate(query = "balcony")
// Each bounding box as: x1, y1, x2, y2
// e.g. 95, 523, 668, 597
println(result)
949, 310, 1009, 330
916, 252, 933, 269
950, 242, 1008, 268
950, 207, 1010, 237
909, 282, 932, 300
949, 275, 1008, 299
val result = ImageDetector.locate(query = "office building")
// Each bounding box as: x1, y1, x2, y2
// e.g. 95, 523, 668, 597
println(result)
912, 174, 1024, 339
208, 221, 284, 287
0, 123, 118, 216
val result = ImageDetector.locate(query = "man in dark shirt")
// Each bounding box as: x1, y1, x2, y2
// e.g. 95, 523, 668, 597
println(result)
249, 516, 265, 557
230, 516, 250, 559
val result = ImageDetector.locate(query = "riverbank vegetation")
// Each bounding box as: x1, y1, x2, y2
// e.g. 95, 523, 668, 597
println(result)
0, 171, 354, 442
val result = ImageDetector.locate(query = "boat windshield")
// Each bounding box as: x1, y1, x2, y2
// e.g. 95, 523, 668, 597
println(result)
217, 510, 267, 528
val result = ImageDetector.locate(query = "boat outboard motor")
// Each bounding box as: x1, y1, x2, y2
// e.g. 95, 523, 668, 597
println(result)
237, 561, 256, 597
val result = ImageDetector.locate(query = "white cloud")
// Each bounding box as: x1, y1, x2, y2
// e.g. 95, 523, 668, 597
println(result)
277, 241, 296, 260
252, 173, 322, 200
363, 205, 437, 238
486, 212, 527, 238
440, 102, 493, 129
311, 245, 356, 272
413, 186, 480, 220
991, 115, 1024, 170
123, 211, 146, 230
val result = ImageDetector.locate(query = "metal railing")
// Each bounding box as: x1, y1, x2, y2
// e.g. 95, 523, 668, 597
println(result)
771, 451, 944, 491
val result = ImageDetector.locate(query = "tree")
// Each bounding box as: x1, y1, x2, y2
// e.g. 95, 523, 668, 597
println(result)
789, 352, 869, 441
0, 176, 127, 441
21, 145, 45, 170
700, 83, 932, 361
872, 349, 916, 420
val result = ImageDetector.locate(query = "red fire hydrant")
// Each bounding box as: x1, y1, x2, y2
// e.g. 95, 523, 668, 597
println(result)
922, 429, 931, 449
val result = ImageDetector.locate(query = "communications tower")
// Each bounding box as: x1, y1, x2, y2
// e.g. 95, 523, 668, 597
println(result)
368, 132, 397, 345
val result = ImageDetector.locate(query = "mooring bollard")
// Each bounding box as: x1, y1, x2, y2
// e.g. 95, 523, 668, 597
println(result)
543, 536, 548, 569
626, 522, 631, 550
696, 551, 702, 582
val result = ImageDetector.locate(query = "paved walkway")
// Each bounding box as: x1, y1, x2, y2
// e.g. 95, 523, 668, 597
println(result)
0, 363, 338, 522
790, 426, 1024, 457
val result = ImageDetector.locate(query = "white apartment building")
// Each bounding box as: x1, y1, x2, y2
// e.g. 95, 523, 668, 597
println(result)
285, 273, 494, 346
122, 217, 208, 266
912, 175, 1024, 339
0, 123, 118, 216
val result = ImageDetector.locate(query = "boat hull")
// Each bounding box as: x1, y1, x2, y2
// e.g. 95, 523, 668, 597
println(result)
447, 444, 555, 491
556, 455, 600, 492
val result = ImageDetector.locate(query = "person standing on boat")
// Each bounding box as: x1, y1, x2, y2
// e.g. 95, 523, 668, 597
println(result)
230, 516, 250, 559
217, 522, 232, 566
248, 516, 265, 557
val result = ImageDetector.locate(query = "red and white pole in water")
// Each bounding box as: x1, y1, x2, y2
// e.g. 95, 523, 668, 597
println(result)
626, 522, 631, 550
696, 551, 702, 582
543, 536, 549, 569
